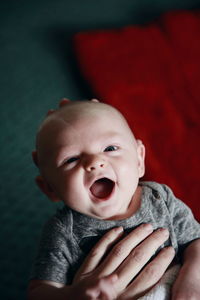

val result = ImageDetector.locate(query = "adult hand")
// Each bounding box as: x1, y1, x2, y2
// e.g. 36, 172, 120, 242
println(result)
74, 224, 175, 300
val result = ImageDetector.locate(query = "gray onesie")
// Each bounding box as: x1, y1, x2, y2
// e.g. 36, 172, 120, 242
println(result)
30, 181, 200, 285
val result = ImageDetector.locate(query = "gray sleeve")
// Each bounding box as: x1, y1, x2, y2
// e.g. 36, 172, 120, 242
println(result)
162, 184, 200, 247
30, 216, 72, 285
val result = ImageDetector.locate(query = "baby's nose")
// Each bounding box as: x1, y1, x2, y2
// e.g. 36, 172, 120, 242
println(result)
84, 155, 106, 172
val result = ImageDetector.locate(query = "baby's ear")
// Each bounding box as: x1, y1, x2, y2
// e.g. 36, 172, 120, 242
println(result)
35, 175, 61, 203
136, 140, 145, 178
32, 150, 38, 166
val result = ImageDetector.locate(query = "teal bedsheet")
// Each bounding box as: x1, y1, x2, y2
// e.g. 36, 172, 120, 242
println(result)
1, 0, 199, 299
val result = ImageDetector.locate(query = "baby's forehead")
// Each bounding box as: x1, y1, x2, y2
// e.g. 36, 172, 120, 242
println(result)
43, 101, 122, 127
56, 101, 118, 119
37, 101, 132, 145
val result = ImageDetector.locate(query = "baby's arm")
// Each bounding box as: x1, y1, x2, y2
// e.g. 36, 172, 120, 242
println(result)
172, 239, 200, 300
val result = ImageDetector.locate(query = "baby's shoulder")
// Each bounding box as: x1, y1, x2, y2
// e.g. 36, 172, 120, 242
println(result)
44, 206, 73, 234
139, 181, 173, 199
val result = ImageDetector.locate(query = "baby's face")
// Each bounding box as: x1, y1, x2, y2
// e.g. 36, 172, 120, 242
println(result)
37, 103, 145, 220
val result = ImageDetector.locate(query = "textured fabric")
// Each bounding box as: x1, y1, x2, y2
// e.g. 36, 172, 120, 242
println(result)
73, 10, 200, 221
30, 181, 200, 285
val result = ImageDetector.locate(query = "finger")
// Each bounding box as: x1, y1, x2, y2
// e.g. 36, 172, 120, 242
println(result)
97, 224, 153, 277
74, 227, 124, 280
46, 109, 56, 116
115, 228, 170, 290
121, 246, 175, 299
59, 98, 71, 107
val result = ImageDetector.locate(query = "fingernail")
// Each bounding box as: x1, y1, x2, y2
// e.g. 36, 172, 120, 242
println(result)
115, 226, 124, 233
157, 228, 169, 236
59, 98, 70, 106
47, 109, 55, 116
61, 97, 70, 101
91, 98, 99, 102
164, 246, 175, 255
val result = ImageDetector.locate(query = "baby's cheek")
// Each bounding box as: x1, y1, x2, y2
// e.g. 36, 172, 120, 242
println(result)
63, 174, 84, 199
118, 157, 138, 175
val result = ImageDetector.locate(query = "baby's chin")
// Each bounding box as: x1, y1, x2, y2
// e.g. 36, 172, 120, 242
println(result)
90, 203, 130, 221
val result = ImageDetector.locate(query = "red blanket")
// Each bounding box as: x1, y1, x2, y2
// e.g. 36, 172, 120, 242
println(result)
74, 10, 200, 220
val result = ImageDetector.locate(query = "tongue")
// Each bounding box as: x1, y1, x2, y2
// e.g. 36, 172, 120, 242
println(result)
90, 178, 114, 199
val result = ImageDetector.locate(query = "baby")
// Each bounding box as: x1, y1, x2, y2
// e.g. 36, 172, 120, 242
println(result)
29, 100, 200, 299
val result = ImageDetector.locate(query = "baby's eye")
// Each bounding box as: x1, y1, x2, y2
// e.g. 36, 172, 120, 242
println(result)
65, 157, 79, 164
104, 145, 118, 152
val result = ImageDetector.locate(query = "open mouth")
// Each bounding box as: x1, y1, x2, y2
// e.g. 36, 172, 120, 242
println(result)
90, 178, 115, 199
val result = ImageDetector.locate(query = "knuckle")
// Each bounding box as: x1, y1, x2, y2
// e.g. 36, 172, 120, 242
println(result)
112, 244, 124, 258
98, 279, 117, 300
100, 229, 117, 245
90, 248, 102, 258
98, 278, 108, 290
104, 233, 115, 243
85, 289, 96, 299
145, 262, 159, 278
130, 248, 145, 263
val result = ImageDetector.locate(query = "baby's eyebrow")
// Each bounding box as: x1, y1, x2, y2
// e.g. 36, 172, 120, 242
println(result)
55, 145, 78, 165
